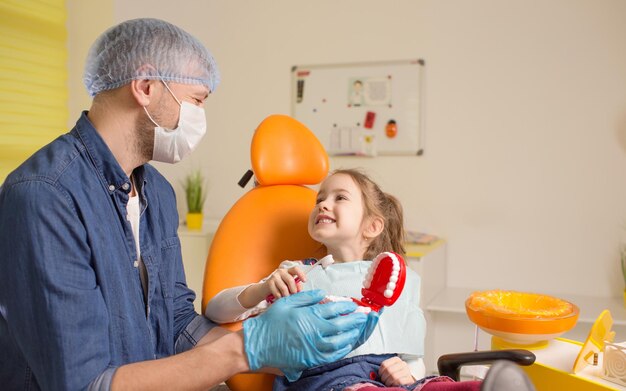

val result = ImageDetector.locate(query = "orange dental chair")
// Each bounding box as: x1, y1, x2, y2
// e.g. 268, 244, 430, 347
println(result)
201, 114, 535, 391
202, 114, 328, 390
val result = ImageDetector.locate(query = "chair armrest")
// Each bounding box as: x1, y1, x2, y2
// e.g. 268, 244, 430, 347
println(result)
437, 349, 536, 381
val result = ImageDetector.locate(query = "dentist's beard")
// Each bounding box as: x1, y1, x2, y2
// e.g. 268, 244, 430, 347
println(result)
134, 115, 156, 163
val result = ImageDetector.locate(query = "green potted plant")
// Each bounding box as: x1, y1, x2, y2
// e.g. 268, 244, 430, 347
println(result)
182, 169, 207, 230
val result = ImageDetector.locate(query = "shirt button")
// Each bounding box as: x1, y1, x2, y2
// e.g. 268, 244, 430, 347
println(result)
108, 184, 115, 191
122, 183, 130, 190
133, 260, 139, 268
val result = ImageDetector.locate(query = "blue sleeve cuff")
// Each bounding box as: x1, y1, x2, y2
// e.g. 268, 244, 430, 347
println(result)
175, 314, 218, 354
88, 367, 116, 391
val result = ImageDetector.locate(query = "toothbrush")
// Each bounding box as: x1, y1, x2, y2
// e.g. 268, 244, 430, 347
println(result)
266, 254, 334, 304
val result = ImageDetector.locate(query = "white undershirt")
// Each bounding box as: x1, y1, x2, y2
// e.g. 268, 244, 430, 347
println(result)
126, 191, 148, 302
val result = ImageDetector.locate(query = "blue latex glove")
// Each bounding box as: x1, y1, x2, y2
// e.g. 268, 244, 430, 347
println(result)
354, 307, 381, 349
243, 289, 378, 381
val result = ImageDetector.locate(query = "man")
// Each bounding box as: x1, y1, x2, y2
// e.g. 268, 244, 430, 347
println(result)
0, 18, 377, 390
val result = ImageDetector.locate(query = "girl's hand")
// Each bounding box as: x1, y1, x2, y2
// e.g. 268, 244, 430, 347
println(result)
264, 266, 306, 300
379, 356, 415, 386
239, 266, 307, 308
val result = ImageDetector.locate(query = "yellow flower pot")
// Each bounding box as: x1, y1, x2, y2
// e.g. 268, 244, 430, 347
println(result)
186, 213, 203, 230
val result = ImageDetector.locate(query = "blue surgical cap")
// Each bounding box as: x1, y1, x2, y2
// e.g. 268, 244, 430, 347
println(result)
83, 18, 220, 97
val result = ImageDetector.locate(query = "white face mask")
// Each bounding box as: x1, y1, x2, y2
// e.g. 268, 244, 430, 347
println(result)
144, 82, 207, 164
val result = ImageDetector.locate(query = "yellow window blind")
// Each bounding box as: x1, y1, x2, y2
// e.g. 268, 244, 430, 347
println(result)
0, 0, 67, 182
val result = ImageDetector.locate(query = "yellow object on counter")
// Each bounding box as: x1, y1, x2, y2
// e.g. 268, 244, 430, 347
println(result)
497, 338, 624, 391
573, 310, 615, 374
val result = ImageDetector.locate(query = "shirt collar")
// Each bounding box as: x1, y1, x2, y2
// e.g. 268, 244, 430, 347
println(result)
72, 111, 133, 194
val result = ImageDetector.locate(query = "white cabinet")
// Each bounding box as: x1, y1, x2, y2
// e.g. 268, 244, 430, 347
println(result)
178, 220, 219, 313
405, 241, 448, 375
406, 240, 447, 309
424, 287, 491, 374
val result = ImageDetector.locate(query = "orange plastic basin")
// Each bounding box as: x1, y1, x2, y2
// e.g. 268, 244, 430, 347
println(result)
466, 290, 579, 341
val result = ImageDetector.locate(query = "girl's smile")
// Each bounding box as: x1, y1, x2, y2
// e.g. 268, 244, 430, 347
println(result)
315, 214, 335, 225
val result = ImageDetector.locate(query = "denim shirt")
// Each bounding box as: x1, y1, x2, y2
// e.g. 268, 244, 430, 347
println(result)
0, 112, 216, 390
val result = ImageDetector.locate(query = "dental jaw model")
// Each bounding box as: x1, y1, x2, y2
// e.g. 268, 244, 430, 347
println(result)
323, 252, 407, 313
352, 252, 406, 313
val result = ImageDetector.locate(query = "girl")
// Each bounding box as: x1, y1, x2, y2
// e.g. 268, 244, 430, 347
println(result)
206, 169, 428, 389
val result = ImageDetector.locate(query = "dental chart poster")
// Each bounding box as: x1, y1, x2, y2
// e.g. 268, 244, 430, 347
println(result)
291, 59, 424, 156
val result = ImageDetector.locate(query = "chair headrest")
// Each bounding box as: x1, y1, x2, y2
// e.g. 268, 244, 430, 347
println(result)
251, 114, 329, 186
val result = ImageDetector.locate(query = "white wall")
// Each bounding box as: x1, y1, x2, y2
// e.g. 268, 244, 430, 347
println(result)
66, 0, 113, 124
69, 0, 626, 298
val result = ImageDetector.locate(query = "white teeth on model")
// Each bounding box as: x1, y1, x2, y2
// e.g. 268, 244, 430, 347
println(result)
365, 252, 403, 300
317, 218, 334, 224
354, 306, 372, 314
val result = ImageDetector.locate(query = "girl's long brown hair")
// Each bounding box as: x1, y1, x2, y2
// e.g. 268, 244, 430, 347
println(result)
331, 169, 405, 259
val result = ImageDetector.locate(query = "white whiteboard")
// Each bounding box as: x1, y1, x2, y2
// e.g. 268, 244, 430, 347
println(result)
291, 59, 424, 156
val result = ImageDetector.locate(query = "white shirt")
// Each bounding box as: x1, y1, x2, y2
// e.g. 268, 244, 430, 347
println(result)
127, 191, 148, 301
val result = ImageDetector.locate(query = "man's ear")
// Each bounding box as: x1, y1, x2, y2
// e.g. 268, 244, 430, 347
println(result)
363, 216, 384, 240
130, 63, 161, 107
130, 78, 157, 107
